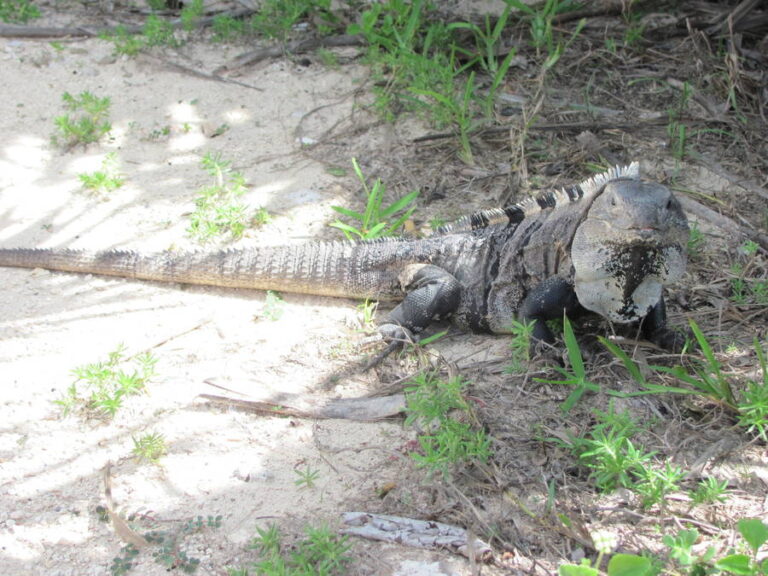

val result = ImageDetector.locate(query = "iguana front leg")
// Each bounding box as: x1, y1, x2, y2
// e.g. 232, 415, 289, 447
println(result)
640, 296, 687, 352
378, 264, 461, 343
518, 276, 581, 348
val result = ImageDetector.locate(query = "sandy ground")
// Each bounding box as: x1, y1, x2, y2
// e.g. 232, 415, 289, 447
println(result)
0, 33, 508, 576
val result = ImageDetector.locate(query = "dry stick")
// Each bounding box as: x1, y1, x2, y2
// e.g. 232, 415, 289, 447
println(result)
214, 34, 364, 75
103, 462, 150, 548
705, 0, 763, 36
138, 53, 264, 91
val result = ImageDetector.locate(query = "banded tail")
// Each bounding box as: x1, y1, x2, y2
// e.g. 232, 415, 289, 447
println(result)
0, 242, 407, 300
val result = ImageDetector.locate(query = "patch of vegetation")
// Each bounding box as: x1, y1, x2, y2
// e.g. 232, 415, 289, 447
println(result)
111, 515, 222, 575
404, 372, 491, 478
0, 0, 39, 23
294, 465, 320, 489
559, 519, 768, 576
187, 152, 270, 243
506, 318, 536, 374
132, 432, 167, 465
250, 0, 336, 42
56, 345, 157, 419
78, 152, 125, 196
144, 13, 180, 47
53, 91, 112, 149
330, 158, 419, 240
237, 523, 352, 576
261, 290, 284, 321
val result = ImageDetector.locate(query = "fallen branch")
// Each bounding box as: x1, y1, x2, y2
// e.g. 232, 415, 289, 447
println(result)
214, 34, 364, 75
340, 512, 493, 561
200, 389, 405, 421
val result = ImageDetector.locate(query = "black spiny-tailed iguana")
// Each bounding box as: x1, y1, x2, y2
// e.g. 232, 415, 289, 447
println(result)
0, 163, 689, 351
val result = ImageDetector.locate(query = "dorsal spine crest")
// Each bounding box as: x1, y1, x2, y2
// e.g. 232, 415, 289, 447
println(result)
436, 162, 640, 234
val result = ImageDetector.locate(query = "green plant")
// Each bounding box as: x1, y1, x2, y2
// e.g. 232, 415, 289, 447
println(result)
56, 345, 157, 419
247, 523, 352, 575
294, 465, 320, 489
132, 432, 167, 464
691, 476, 729, 505
78, 152, 125, 195
357, 299, 378, 328
188, 152, 268, 243
138, 515, 222, 574
404, 373, 491, 477
144, 14, 180, 47
261, 291, 284, 321
663, 528, 715, 573
505, 0, 581, 57
534, 316, 602, 413
330, 158, 419, 240
180, 0, 204, 32
102, 25, 145, 56
412, 71, 477, 164
145, 0, 165, 10
633, 461, 684, 509
211, 14, 248, 42
567, 407, 655, 492
687, 221, 705, 260
53, 91, 112, 149
506, 318, 536, 373
559, 529, 652, 576
737, 340, 768, 441
250, 0, 335, 42
0, 0, 39, 23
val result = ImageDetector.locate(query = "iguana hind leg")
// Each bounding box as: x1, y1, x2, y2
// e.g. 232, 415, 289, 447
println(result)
378, 264, 461, 342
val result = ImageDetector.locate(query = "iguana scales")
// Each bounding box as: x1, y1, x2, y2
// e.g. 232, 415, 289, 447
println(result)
0, 163, 689, 350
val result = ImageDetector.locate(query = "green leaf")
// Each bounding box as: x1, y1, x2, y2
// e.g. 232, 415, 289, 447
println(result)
714, 554, 753, 575
558, 564, 598, 576
379, 189, 419, 218
607, 554, 652, 576
738, 518, 768, 554
331, 205, 364, 220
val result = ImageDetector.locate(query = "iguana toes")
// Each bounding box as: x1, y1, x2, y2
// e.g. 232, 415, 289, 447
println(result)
0, 163, 689, 351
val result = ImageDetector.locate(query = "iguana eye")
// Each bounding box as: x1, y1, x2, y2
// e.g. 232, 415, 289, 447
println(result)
666, 198, 673, 210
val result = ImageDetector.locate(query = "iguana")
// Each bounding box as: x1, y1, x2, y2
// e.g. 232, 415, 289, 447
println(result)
0, 163, 689, 351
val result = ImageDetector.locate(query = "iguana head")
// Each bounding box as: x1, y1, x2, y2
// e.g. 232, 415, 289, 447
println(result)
571, 177, 689, 323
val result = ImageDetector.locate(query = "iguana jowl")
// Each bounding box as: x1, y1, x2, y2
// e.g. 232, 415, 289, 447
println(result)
0, 163, 689, 349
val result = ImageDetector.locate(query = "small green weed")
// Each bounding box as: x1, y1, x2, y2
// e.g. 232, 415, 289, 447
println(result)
560, 518, 768, 574
250, 0, 335, 42
559, 528, 653, 576
0, 0, 39, 23
506, 318, 536, 374
144, 14, 180, 47
180, 0, 204, 32
687, 221, 705, 260
404, 372, 491, 478
330, 158, 419, 240
691, 476, 729, 505
53, 91, 112, 149
604, 322, 768, 441
357, 298, 378, 328
534, 316, 603, 413
102, 25, 145, 57
56, 345, 157, 420
132, 432, 167, 465
116, 515, 222, 575
78, 152, 125, 196
188, 152, 269, 243
729, 241, 768, 306
506, 0, 582, 59
245, 523, 352, 576
211, 14, 247, 42
261, 291, 284, 321
294, 465, 319, 489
